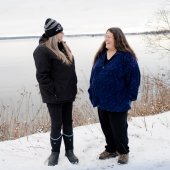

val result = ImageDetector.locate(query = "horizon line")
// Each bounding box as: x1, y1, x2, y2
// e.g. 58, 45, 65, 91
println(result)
0, 30, 170, 40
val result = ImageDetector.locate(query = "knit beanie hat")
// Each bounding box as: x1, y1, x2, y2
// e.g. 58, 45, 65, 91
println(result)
44, 18, 63, 38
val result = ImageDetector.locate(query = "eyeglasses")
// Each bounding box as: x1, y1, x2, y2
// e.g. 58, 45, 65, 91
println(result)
104, 35, 113, 39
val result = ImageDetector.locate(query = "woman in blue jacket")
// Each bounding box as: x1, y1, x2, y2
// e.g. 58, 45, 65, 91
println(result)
88, 27, 140, 164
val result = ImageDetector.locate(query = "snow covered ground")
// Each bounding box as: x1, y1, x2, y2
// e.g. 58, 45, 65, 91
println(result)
0, 111, 170, 170
1, 1, 170, 169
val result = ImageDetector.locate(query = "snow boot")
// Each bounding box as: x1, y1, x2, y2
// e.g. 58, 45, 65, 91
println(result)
118, 153, 129, 164
63, 134, 73, 150
99, 150, 118, 160
48, 152, 59, 166
63, 134, 79, 164
48, 135, 62, 166
50, 135, 62, 152
65, 149, 79, 164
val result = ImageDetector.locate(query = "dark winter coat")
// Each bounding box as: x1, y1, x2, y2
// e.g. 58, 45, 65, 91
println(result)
88, 50, 140, 112
33, 44, 77, 104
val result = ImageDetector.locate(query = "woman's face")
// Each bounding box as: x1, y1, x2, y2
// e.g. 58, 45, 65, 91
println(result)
105, 31, 116, 50
56, 32, 64, 42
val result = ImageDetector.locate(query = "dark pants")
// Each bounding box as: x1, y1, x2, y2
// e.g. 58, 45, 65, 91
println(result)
98, 108, 129, 154
47, 102, 74, 152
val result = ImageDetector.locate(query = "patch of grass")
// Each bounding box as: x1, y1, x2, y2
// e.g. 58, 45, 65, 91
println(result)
0, 73, 170, 141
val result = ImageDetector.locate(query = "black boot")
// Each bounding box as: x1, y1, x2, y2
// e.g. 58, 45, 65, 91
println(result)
48, 152, 59, 166
63, 134, 73, 150
48, 135, 62, 166
63, 135, 79, 164
65, 149, 79, 164
50, 135, 62, 152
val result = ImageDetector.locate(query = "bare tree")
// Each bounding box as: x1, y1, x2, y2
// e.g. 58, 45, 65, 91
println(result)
144, 1, 170, 81
144, 8, 170, 54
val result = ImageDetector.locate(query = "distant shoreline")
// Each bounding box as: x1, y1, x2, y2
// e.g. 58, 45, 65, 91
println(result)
0, 30, 170, 40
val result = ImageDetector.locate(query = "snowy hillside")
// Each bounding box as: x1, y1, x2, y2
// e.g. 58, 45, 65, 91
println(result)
0, 111, 170, 170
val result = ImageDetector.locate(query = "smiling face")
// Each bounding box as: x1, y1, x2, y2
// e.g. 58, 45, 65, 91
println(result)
105, 30, 116, 50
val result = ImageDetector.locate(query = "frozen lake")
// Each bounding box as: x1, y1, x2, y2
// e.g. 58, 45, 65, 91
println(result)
0, 35, 169, 104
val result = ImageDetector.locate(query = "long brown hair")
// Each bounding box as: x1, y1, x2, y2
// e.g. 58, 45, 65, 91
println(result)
93, 27, 137, 65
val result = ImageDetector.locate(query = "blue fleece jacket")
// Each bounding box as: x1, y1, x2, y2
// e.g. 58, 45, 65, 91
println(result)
88, 50, 140, 112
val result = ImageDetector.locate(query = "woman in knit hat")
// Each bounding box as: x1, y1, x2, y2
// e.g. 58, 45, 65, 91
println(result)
33, 18, 78, 166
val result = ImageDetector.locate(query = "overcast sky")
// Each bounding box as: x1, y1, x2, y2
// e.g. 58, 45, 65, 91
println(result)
0, 0, 167, 36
